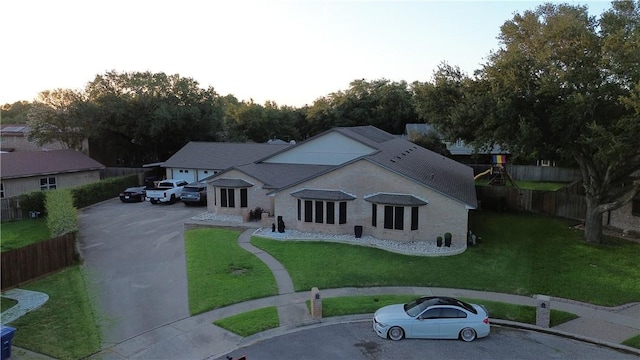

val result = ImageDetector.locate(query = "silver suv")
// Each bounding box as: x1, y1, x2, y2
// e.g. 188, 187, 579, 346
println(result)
180, 181, 207, 206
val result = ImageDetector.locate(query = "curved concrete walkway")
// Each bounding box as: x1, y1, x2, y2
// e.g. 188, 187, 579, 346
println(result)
91, 226, 640, 359
0, 288, 49, 325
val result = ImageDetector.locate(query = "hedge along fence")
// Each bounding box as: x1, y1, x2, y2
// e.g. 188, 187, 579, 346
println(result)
46, 189, 79, 237
16, 174, 140, 217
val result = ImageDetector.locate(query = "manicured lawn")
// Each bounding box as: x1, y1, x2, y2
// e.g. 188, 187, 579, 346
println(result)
1, 297, 17, 312
623, 334, 640, 348
319, 295, 577, 327
8, 266, 101, 360
213, 306, 279, 336
214, 295, 578, 338
185, 228, 278, 315
251, 211, 640, 306
0, 218, 49, 251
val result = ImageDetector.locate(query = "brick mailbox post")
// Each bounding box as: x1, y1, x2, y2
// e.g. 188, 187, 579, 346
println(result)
535, 294, 551, 328
310, 287, 322, 319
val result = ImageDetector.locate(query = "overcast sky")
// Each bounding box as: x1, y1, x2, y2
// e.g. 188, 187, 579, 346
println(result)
1, 0, 612, 107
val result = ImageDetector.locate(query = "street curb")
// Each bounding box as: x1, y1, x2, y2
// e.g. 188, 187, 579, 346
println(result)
218, 315, 640, 358
490, 319, 640, 356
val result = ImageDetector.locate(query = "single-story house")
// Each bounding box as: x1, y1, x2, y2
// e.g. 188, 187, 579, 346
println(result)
207, 126, 478, 246
0, 149, 105, 199
159, 142, 291, 183
405, 123, 508, 165
0, 124, 88, 153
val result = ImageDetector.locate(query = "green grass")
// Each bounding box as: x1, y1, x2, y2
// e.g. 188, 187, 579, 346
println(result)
251, 212, 640, 306
7, 266, 101, 360
319, 295, 577, 327
475, 180, 568, 191
1, 297, 17, 312
217, 295, 578, 338
185, 228, 278, 315
622, 334, 640, 348
0, 218, 49, 251
213, 306, 279, 336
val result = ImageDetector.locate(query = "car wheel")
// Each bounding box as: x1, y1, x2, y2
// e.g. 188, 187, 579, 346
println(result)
388, 326, 404, 341
460, 327, 477, 342
169, 195, 176, 204
150, 200, 158, 204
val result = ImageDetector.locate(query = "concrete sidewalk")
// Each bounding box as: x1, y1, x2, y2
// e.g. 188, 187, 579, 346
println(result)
90, 227, 640, 359
6, 225, 640, 359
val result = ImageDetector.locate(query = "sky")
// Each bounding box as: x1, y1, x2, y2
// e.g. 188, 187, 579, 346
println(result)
1, 0, 613, 108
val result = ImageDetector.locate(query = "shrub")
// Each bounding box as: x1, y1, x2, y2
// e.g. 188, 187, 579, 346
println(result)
71, 175, 139, 208
45, 190, 78, 237
18, 191, 47, 216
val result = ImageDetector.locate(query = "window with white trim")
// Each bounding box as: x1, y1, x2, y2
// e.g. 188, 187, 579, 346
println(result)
0, 182, 4, 198
40, 177, 57, 191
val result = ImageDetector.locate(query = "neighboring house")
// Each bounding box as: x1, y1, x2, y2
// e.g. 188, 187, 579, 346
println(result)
606, 171, 640, 235
160, 142, 292, 183
0, 124, 88, 153
0, 149, 105, 199
207, 126, 478, 246
405, 123, 507, 165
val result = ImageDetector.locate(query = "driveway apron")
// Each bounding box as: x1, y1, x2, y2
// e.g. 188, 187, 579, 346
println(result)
77, 200, 205, 346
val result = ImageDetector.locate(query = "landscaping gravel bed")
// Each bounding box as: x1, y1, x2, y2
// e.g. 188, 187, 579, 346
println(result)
191, 212, 465, 256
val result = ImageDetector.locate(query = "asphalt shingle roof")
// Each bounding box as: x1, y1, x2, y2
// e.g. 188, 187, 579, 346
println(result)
0, 149, 105, 179
364, 193, 428, 206
162, 142, 291, 170
290, 189, 356, 201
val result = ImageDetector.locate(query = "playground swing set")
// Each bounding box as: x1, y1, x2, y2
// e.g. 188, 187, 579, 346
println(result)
474, 155, 518, 188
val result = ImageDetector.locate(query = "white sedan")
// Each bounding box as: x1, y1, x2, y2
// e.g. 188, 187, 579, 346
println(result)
373, 296, 490, 342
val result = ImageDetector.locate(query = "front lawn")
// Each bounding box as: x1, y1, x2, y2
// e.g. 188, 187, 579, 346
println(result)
251, 211, 640, 306
185, 228, 278, 315
213, 306, 279, 336
7, 266, 101, 360
0, 218, 49, 251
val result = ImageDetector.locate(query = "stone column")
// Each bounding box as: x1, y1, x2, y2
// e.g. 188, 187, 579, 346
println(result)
310, 287, 322, 319
535, 294, 551, 328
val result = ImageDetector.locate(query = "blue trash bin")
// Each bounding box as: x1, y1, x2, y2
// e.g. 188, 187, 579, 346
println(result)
1, 326, 16, 360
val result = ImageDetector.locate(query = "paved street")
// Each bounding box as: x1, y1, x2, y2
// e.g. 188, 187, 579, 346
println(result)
77, 199, 205, 346
218, 322, 640, 360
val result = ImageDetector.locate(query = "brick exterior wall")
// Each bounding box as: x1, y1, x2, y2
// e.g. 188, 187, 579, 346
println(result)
608, 200, 640, 233
272, 159, 470, 246
207, 170, 275, 217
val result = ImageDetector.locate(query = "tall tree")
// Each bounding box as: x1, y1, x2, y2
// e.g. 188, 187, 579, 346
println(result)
26, 89, 90, 151
85, 71, 225, 165
414, 2, 640, 244
306, 79, 419, 136
1, 101, 33, 124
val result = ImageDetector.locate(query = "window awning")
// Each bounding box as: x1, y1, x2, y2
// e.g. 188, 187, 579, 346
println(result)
209, 178, 253, 188
365, 194, 427, 206
290, 189, 356, 201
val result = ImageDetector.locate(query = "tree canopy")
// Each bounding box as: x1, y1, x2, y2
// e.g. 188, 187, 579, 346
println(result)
413, 1, 640, 244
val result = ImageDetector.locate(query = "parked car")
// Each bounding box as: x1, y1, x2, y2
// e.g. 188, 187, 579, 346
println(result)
145, 179, 189, 204
180, 181, 207, 206
373, 296, 490, 342
119, 186, 146, 203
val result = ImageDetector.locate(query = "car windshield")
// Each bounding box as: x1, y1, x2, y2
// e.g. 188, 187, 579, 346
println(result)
183, 187, 200, 193
403, 297, 477, 317
404, 298, 433, 317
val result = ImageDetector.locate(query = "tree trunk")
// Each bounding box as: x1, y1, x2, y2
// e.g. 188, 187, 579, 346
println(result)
584, 199, 604, 244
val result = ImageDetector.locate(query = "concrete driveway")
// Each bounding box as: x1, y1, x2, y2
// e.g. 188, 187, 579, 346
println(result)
77, 199, 205, 346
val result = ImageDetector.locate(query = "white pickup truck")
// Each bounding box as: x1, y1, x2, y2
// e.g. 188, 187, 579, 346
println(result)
145, 179, 189, 204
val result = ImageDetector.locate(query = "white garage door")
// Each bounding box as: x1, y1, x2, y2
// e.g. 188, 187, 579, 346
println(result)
171, 168, 196, 183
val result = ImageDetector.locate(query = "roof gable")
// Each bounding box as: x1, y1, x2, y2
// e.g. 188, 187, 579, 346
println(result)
162, 142, 291, 169
0, 149, 104, 179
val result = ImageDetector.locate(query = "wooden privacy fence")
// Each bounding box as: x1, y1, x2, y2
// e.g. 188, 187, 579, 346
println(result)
476, 186, 587, 221
1, 232, 78, 290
